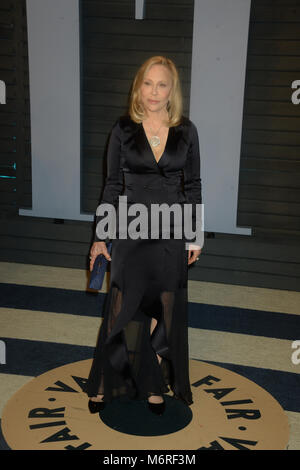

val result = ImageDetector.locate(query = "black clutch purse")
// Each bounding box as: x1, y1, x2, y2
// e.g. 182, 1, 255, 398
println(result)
89, 242, 112, 290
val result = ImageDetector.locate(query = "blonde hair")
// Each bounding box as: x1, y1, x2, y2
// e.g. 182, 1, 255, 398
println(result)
128, 56, 183, 127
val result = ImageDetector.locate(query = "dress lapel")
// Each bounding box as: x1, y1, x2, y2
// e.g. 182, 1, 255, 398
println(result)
121, 115, 188, 174
135, 123, 157, 170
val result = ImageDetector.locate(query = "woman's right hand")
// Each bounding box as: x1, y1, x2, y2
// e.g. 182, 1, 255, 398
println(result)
89, 241, 112, 271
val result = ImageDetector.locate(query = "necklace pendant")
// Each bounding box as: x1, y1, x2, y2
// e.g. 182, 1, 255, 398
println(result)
149, 136, 160, 147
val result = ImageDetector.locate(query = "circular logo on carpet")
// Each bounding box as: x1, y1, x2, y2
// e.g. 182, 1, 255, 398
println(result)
1, 359, 289, 450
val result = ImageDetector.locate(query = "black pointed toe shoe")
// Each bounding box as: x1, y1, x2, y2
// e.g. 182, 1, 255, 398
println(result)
147, 396, 166, 416
88, 398, 106, 413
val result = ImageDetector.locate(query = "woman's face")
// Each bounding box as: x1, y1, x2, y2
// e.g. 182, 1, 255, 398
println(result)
139, 64, 173, 116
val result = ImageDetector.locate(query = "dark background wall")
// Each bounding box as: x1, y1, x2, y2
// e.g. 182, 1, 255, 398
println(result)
0, 0, 28, 216
237, 0, 300, 238
0, 0, 300, 291
80, 0, 194, 215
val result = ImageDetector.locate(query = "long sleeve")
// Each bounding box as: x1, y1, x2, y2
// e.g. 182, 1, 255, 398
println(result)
93, 119, 124, 242
183, 122, 203, 249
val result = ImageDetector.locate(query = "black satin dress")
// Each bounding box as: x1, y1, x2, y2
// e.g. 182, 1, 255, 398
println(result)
85, 115, 202, 406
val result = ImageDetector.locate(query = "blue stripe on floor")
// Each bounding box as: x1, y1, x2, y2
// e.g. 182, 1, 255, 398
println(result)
0, 337, 299, 413
1, 283, 299, 340
0, 337, 93, 377
0, 283, 106, 316
188, 302, 300, 340
0, 420, 10, 450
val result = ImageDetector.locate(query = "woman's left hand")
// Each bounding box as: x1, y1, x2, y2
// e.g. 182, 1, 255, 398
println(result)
188, 247, 202, 265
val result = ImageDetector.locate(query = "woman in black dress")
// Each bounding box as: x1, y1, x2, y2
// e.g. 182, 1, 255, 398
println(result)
86, 56, 202, 415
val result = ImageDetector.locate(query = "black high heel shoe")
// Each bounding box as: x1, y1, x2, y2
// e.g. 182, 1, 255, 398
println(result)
88, 398, 106, 413
147, 395, 165, 416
